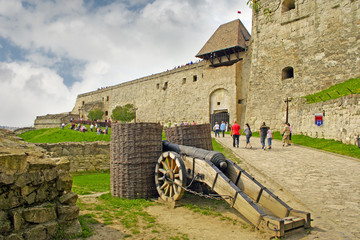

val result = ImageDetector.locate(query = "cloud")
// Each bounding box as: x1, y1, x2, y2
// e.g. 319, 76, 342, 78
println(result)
0, 0, 252, 127
0, 62, 74, 127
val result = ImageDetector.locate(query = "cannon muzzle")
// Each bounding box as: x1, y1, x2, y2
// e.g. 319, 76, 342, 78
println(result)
162, 140, 228, 170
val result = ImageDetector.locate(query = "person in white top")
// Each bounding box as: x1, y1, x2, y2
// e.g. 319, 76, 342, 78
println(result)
267, 127, 273, 149
213, 122, 220, 137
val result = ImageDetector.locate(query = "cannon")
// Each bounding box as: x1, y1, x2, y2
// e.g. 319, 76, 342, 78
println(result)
155, 141, 311, 238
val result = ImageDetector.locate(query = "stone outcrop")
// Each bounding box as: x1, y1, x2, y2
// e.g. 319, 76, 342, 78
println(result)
0, 129, 81, 239
36, 141, 110, 172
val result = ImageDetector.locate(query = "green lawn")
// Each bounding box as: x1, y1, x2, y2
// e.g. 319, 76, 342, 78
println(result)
72, 172, 111, 195
19, 126, 111, 143
303, 77, 360, 103
250, 131, 360, 159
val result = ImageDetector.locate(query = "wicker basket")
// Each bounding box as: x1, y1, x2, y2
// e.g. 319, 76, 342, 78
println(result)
165, 124, 213, 150
110, 123, 163, 199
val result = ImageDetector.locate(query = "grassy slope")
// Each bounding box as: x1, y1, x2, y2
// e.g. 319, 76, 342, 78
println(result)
19, 126, 111, 143
304, 77, 360, 103
251, 131, 360, 159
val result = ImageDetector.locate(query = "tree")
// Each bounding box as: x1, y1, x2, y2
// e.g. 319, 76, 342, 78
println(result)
87, 108, 104, 121
111, 104, 135, 123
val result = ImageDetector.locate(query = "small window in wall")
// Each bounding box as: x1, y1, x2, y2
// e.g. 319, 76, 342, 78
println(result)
282, 0, 295, 13
105, 111, 108, 116
156, 83, 160, 89
163, 82, 168, 90
82, 101, 85, 105
107, 96, 109, 101
193, 75, 197, 82
282, 67, 294, 80
182, 78, 186, 84
217, 102, 221, 105
238, 99, 244, 104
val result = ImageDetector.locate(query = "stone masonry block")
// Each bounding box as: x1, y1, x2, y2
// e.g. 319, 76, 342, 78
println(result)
57, 205, 79, 221
56, 175, 73, 192
0, 174, 14, 185
23, 224, 46, 240
59, 192, 78, 205
4, 234, 23, 240
0, 211, 11, 234
23, 206, 57, 224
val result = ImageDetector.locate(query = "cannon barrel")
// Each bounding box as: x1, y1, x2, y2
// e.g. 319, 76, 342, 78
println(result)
162, 140, 228, 170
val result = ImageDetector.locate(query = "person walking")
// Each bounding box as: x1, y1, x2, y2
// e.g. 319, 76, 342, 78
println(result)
231, 120, 241, 148
267, 127, 273, 149
259, 122, 268, 150
90, 123, 94, 132
282, 123, 291, 146
220, 121, 226, 137
213, 122, 220, 137
242, 123, 252, 148
288, 123, 293, 145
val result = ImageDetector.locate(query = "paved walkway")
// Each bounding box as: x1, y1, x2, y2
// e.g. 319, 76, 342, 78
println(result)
214, 134, 360, 239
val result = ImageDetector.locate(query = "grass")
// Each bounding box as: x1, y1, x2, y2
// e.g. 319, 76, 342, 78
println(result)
303, 77, 360, 103
250, 131, 360, 159
18, 125, 111, 143
72, 172, 111, 195
212, 138, 242, 163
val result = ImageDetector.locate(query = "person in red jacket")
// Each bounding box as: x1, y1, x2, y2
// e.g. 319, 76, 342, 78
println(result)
231, 120, 241, 148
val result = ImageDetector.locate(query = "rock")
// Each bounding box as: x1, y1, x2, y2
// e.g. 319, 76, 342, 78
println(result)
4, 233, 23, 240
35, 184, 49, 202
27, 158, 56, 171
21, 185, 36, 197
28, 172, 42, 186
23, 206, 57, 223
0, 211, 11, 234
0, 174, 14, 185
59, 192, 78, 205
15, 174, 31, 188
44, 221, 58, 239
0, 193, 10, 210
43, 169, 57, 182
12, 209, 25, 232
24, 192, 36, 205
56, 175, 73, 192
23, 224, 46, 240
61, 219, 81, 237
57, 205, 79, 221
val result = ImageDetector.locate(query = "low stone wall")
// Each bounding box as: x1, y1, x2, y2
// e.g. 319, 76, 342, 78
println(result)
0, 129, 81, 239
34, 113, 78, 129
290, 94, 360, 145
37, 142, 110, 172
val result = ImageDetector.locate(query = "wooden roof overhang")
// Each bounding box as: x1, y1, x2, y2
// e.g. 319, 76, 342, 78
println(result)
197, 45, 245, 67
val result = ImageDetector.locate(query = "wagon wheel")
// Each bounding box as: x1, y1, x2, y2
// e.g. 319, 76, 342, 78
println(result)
155, 151, 186, 202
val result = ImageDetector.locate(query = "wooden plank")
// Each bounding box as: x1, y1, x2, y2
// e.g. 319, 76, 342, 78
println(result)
289, 209, 311, 228
284, 217, 305, 231
258, 190, 289, 218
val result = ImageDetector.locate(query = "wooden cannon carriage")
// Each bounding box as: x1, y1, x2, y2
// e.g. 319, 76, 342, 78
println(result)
155, 141, 311, 238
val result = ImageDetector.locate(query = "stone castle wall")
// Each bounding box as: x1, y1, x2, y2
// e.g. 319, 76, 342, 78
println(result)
37, 142, 110, 172
34, 113, 78, 129
289, 94, 360, 145
0, 130, 81, 239
72, 54, 250, 127
246, 0, 359, 135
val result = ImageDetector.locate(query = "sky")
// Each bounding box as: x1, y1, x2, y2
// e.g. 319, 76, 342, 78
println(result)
0, 0, 252, 127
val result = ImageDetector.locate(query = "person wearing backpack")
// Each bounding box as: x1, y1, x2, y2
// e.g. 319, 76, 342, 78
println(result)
242, 123, 253, 148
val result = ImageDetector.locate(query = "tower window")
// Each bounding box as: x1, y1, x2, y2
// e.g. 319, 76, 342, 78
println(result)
105, 111, 108, 116
107, 96, 109, 101
163, 82, 168, 90
282, 67, 294, 80
217, 102, 221, 105
282, 0, 295, 13
193, 75, 197, 82
182, 78, 186, 84
156, 83, 160, 89
82, 101, 85, 105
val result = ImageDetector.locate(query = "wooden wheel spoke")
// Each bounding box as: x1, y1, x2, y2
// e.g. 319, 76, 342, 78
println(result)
174, 179, 182, 186
169, 184, 174, 197
162, 160, 169, 170
158, 168, 166, 174
164, 184, 170, 196
158, 176, 165, 181
173, 184, 180, 194
173, 165, 179, 173
160, 182, 168, 190
174, 173, 179, 178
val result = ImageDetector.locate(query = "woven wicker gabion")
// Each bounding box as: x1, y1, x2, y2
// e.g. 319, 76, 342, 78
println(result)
110, 123, 163, 199
164, 124, 213, 150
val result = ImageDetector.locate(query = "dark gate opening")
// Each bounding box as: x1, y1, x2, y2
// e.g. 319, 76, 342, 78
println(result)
210, 111, 229, 130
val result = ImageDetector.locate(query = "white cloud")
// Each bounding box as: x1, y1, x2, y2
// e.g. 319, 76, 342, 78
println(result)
0, 62, 74, 127
0, 0, 253, 127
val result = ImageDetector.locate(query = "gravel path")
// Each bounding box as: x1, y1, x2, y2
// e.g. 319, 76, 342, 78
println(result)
214, 134, 360, 239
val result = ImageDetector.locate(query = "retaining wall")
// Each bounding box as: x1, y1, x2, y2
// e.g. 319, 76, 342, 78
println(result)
36, 142, 110, 172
